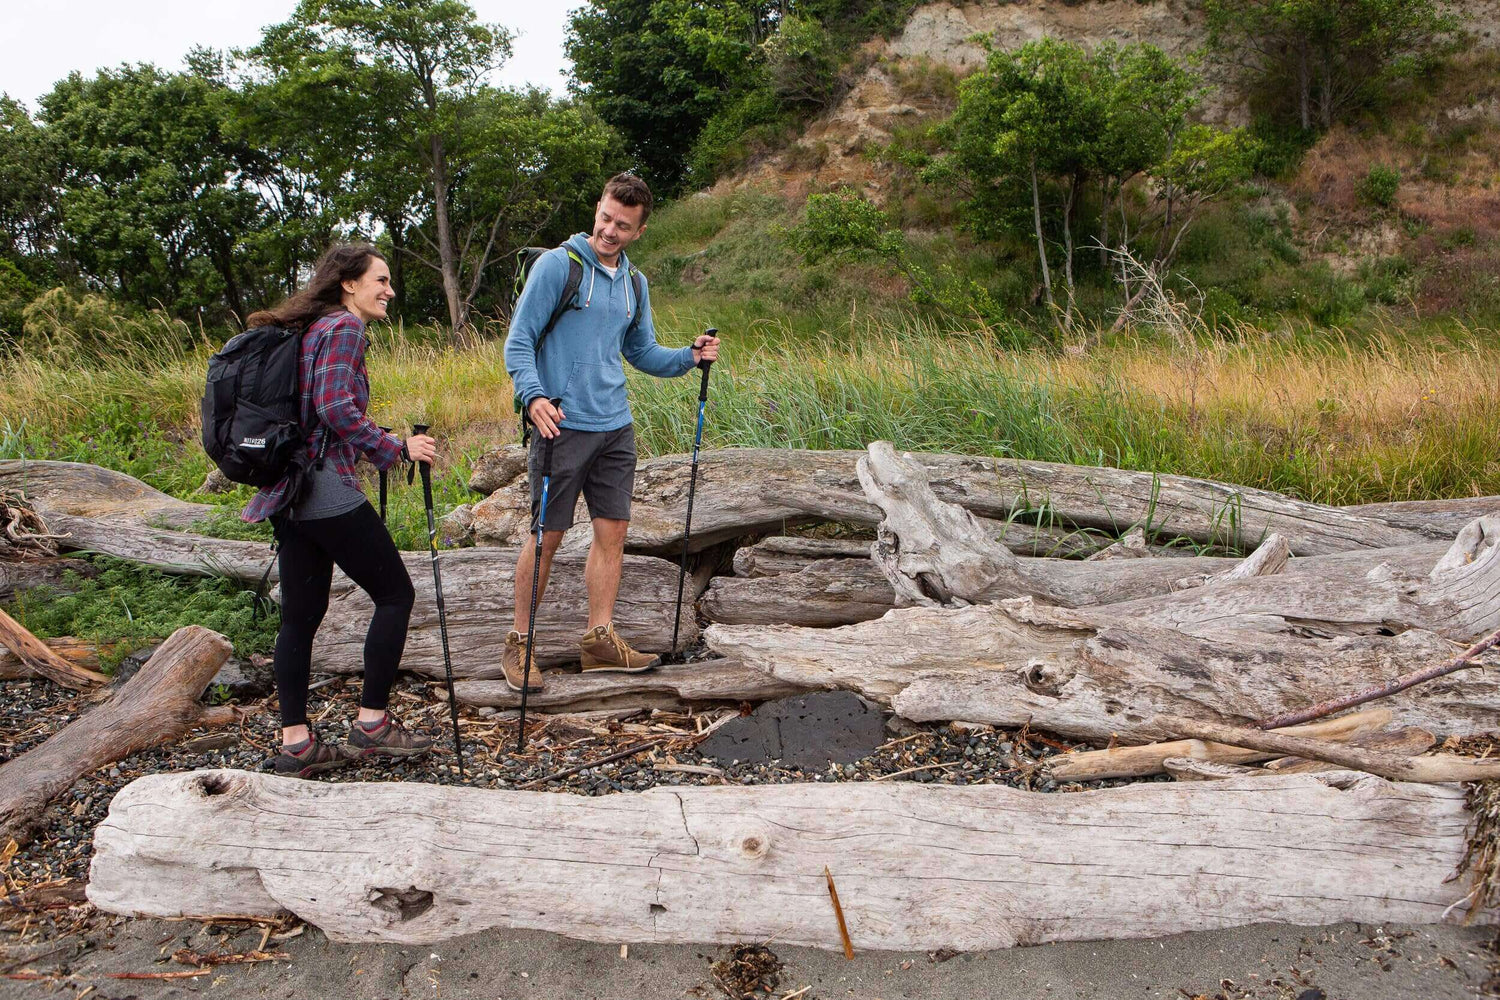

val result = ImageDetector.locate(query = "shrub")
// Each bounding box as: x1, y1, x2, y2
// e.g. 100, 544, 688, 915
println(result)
0, 259, 37, 340
1358, 163, 1402, 208
685, 87, 789, 188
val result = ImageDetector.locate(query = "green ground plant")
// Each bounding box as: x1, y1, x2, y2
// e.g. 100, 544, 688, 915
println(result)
3, 558, 280, 667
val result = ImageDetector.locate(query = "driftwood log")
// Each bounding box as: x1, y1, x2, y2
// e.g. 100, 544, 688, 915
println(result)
1152, 713, 1500, 783
451, 659, 812, 713
1263, 727, 1438, 774
1044, 708, 1394, 782
89, 769, 1492, 948
0, 556, 97, 601
468, 448, 1457, 557
0, 607, 108, 689
856, 440, 1497, 634
0, 626, 235, 846
0, 637, 118, 682
701, 539, 1462, 627
0, 460, 210, 529
307, 549, 698, 678
706, 597, 1500, 742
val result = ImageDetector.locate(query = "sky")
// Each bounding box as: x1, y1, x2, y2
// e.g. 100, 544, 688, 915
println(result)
0, 1, 575, 109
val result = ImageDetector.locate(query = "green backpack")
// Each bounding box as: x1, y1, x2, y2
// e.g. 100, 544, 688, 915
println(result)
510, 244, 643, 442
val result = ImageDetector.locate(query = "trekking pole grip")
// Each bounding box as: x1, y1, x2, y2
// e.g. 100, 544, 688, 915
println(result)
540, 399, 561, 477
412, 423, 434, 507
697, 327, 716, 400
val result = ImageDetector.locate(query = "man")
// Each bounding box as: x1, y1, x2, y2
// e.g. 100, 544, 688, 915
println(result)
502, 173, 720, 692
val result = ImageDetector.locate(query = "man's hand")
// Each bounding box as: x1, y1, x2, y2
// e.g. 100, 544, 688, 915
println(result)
527, 397, 565, 439
692, 333, 720, 365
405, 433, 437, 464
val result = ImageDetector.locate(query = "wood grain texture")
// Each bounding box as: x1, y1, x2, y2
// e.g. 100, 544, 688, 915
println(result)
88, 769, 1492, 948
0, 626, 231, 845
306, 548, 697, 678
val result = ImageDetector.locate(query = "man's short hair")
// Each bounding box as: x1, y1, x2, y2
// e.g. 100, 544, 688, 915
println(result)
602, 173, 653, 223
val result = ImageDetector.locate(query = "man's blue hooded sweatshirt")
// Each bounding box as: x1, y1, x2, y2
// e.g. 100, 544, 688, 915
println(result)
504, 233, 695, 432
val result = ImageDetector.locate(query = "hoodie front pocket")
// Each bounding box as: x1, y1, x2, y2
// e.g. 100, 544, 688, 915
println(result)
560, 361, 628, 425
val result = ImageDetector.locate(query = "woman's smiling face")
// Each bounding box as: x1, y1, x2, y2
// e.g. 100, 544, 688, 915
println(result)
342, 256, 395, 323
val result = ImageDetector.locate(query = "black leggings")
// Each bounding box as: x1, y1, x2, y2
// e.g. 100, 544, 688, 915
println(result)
272, 502, 415, 729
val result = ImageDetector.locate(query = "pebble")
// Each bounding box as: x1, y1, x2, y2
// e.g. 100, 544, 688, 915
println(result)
3, 668, 1135, 886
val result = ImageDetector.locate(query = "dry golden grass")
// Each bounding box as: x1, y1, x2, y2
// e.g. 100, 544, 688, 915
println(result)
3, 317, 1498, 505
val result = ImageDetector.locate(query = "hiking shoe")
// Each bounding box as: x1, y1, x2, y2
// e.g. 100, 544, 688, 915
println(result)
578, 623, 660, 673
346, 713, 433, 759
502, 630, 546, 693
269, 737, 351, 779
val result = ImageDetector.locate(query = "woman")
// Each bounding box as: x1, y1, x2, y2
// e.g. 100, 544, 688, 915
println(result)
242, 243, 437, 778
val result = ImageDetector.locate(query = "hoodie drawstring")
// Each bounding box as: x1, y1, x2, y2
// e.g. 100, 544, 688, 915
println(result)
581, 258, 632, 320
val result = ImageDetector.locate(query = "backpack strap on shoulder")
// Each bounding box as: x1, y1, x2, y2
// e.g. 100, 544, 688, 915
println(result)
628, 266, 645, 332
521, 248, 584, 446
537, 249, 584, 351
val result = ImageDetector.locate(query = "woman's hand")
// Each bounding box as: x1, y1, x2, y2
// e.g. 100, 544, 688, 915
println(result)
405, 433, 437, 464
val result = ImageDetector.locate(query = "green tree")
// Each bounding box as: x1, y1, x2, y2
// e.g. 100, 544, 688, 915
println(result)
40, 64, 266, 320
1205, 0, 1457, 131
0, 96, 61, 290
253, 0, 514, 333
938, 38, 1108, 327
567, 0, 765, 192
930, 39, 1252, 329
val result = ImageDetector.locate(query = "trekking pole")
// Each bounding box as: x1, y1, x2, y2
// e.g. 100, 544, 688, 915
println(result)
378, 426, 392, 523
411, 423, 465, 778
518, 399, 560, 753
669, 328, 716, 662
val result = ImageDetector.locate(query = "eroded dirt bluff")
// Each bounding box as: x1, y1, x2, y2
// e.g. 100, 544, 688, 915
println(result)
728, 0, 1500, 197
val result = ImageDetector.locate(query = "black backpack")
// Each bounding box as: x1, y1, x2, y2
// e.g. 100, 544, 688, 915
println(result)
200, 324, 309, 487
510, 245, 643, 440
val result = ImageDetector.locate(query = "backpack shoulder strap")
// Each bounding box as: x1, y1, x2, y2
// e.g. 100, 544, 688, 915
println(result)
628, 266, 645, 332
535, 248, 584, 356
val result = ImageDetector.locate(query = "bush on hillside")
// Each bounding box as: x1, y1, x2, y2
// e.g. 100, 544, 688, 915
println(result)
1358, 163, 1402, 208
0, 259, 37, 338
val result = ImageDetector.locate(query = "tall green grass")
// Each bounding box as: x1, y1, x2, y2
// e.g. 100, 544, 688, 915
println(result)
4, 313, 1498, 528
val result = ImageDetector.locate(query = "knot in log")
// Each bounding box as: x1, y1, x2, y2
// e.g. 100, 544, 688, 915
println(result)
1021, 657, 1074, 697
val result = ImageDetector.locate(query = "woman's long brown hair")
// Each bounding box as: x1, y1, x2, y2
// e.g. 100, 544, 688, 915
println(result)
245, 243, 385, 330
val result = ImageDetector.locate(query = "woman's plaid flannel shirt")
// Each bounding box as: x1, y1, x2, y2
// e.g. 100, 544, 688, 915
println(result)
241, 310, 404, 523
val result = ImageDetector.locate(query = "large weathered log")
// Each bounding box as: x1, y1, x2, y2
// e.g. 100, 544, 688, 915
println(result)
1343, 495, 1500, 537
1153, 713, 1500, 783
0, 626, 233, 846
703, 539, 1456, 628
0, 607, 108, 688
0, 636, 118, 681
470, 448, 1445, 558
1093, 514, 1500, 643
706, 598, 1500, 742
703, 558, 898, 627
451, 659, 812, 713
308, 549, 697, 678
855, 441, 1499, 635
88, 769, 1492, 947
0, 556, 96, 601
0, 461, 273, 581
732, 537, 873, 577
0, 460, 210, 529
45, 513, 276, 582
1044, 708, 1394, 782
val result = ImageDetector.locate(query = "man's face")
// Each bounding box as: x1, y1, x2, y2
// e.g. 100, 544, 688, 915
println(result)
589, 195, 647, 262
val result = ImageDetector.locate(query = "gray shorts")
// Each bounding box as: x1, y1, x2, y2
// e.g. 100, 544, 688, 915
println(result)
529, 425, 636, 532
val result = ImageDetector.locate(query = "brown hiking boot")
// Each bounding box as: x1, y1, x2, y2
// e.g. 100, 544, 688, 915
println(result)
578, 622, 660, 673
269, 736, 351, 779
502, 630, 546, 693
346, 713, 433, 759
